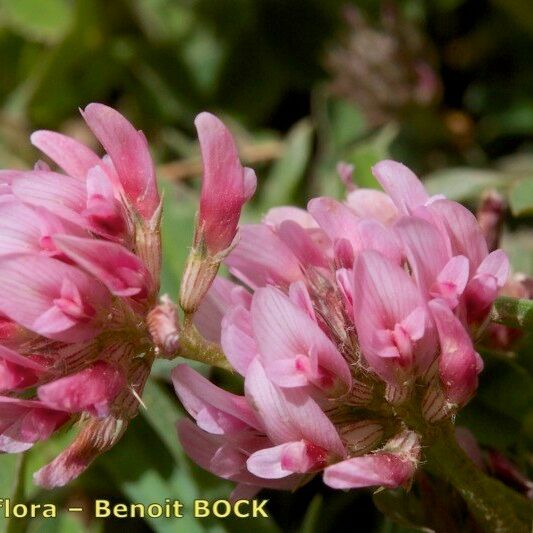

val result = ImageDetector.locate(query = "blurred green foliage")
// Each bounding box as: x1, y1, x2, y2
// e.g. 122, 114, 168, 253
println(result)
0, 0, 532, 532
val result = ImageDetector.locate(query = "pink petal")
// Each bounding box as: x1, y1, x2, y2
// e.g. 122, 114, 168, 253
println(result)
371, 160, 428, 214
247, 440, 328, 479
353, 251, 436, 382
277, 220, 329, 268
0, 200, 44, 256
0, 255, 109, 342
83, 166, 125, 237
225, 224, 303, 289
220, 306, 257, 375
243, 167, 257, 200
193, 276, 251, 343
31, 130, 102, 180
288, 280, 316, 321
476, 249, 509, 287
251, 287, 351, 391
345, 188, 398, 225
0, 397, 68, 452
308, 198, 401, 264
429, 299, 481, 405
53, 235, 152, 298
195, 112, 247, 253
395, 216, 450, 297
0, 345, 47, 391
263, 206, 318, 229
81, 103, 159, 219
244, 359, 345, 457
38, 362, 124, 417
247, 443, 293, 479
427, 199, 488, 271
11, 171, 87, 225
172, 364, 260, 432
177, 419, 302, 491
308, 197, 360, 244
323, 453, 415, 489
435, 256, 470, 299
464, 250, 510, 321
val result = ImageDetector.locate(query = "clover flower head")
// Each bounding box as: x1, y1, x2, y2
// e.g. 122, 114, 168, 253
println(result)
0, 103, 161, 487
174, 117, 509, 498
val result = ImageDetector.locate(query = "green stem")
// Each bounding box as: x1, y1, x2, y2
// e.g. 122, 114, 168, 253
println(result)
490, 296, 533, 330
175, 317, 232, 371
423, 424, 532, 532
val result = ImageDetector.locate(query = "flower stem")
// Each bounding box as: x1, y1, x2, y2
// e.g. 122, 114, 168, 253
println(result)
423, 424, 532, 532
176, 316, 232, 370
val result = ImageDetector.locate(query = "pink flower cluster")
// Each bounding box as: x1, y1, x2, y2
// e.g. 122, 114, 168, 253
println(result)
0, 104, 161, 487
174, 115, 509, 497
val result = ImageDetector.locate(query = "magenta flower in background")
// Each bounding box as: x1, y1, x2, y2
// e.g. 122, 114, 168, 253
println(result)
0, 103, 161, 487
176, 148, 509, 497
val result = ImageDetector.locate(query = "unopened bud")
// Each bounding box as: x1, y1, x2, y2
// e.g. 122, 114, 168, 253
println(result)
148, 295, 180, 356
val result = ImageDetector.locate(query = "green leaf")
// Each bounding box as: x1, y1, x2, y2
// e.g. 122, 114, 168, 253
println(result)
326, 98, 366, 150
509, 177, 533, 217
424, 168, 504, 202
0, 454, 26, 533
126, 0, 192, 42
260, 119, 313, 209
301, 495, 323, 533
346, 124, 398, 189
98, 413, 207, 533
0, 0, 74, 43
501, 230, 533, 275
490, 296, 533, 331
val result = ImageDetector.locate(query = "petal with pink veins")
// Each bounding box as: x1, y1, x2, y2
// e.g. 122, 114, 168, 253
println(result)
248, 440, 328, 479
429, 299, 482, 405
323, 453, 415, 489
0, 397, 68, 452
0, 345, 48, 392
251, 287, 351, 392
225, 224, 303, 289
221, 306, 257, 375
353, 250, 436, 383
372, 160, 429, 215
195, 112, 248, 254
263, 206, 318, 229
427, 199, 488, 271
172, 364, 261, 433
0, 254, 109, 342
244, 359, 345, 457
83, 166, 125, 236
277, 220, 329, 268
345, 188, 398, 225
31, 130, 103, 180
81, 103, 159, 219
38, 361, 124, 417
53, 235, 152, 298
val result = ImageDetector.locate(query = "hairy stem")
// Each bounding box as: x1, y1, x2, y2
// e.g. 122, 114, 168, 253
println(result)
423, 424, 532, 532
175, 317, 232, 370
396, 395, 532, 532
